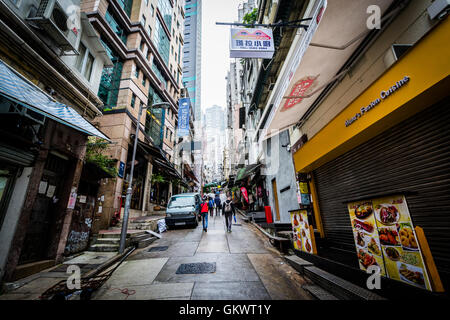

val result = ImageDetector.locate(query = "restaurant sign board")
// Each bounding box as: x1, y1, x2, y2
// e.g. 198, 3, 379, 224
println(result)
230, 27, 275, 59
345, 76, 410, 127
290, 210, 316, 254
347, 194, 432, 291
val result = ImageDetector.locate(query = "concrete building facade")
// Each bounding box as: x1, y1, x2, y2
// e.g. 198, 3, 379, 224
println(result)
182, 0, 201, 188
79, 0, 187, 230
0, 0, 111, 281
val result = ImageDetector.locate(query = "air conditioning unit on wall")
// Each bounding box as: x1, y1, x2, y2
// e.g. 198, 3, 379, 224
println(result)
27, 0, 77, 53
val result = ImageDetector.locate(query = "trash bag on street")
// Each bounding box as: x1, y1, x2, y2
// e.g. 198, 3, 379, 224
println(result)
157, 219, 167, 233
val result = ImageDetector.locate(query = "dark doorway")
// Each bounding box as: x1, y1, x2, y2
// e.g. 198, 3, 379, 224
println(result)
18, 153, 69, 264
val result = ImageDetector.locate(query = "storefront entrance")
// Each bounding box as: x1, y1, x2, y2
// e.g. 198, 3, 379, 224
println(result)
312, 97, 450, 290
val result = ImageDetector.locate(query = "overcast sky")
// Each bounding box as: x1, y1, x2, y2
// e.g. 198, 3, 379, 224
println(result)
201, 0, 244, 112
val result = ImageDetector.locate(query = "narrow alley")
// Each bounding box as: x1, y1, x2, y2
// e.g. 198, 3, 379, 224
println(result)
0, 213, 313, 300
94, 214, 312, 300
0, 0, 449, 308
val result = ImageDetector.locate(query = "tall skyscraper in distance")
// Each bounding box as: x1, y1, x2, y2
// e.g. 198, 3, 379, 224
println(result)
204, 105, 226, 182
183, 0, 202, 186
205, 105, 226, 131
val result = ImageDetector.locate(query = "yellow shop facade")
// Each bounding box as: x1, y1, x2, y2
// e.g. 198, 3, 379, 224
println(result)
291, 12, 449, 297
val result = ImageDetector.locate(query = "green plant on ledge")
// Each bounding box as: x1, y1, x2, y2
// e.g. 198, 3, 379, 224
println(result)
243, 8, 258, 26
85, 137, 117, 177
151, 173, 165, 184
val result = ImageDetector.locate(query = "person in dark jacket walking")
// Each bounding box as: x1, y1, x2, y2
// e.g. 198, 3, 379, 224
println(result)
222, 196, 236, 232
214, 194, 222, 217
208, 197, 214, 217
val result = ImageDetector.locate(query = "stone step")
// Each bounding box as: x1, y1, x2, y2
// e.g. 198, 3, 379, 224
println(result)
302, 285, 339, 300
284, 255, 384, 300
129, 233, 157, 248
303, 266, 385, 300
284, 255, 313, 275
95, 238, 121, 245
135, 236, 157, 249
88, 244, 119, 252
96, 231, 146, 239
130, 233, 152, 242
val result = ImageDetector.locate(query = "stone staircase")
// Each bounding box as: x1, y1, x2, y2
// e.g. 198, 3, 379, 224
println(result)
115, 215, 165, 231
88, 230, 157, 252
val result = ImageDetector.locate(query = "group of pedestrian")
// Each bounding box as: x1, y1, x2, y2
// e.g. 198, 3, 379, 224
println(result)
199, 192, 236, 233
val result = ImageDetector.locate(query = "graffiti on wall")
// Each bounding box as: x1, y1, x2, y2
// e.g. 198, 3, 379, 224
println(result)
65, 230, 90, 254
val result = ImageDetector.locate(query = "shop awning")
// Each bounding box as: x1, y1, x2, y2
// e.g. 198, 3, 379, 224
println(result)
235, 163, 263, 183
153, 158, 181, 179
138, 141, 166, 160
137, 141, 181, 179
0, 59, 109, 141
258, 0, 393, 140
183, 162, 198, 183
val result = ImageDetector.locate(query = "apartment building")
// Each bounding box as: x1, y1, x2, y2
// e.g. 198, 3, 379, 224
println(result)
79, 0, 187, 230
182, 0, 202, 185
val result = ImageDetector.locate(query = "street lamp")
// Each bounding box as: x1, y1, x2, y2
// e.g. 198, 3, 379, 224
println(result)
119, 101, 171, 253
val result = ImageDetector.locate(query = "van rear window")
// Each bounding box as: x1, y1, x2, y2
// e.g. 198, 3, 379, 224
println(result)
168, 196, 195, 208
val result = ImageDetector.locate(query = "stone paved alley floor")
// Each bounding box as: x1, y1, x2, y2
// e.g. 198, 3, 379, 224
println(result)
0, 214, 313, 300
91, 214, 313, 300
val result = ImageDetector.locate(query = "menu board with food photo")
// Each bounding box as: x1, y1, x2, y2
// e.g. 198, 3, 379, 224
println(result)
348, 201, 386, 276
348, 195, 432, 291
372, 195, 432, 291
290, 210, 316, 254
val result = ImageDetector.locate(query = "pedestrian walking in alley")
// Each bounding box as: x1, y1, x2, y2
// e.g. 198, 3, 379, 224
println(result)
222, 196, 236, 233
249, 192, 255, 212
200, 196, 209, 232
220, 191, 227, 207
214, 193, 222, 217
208, 197, 214, 217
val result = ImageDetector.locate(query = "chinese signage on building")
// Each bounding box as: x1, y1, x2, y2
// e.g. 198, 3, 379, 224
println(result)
230, 27, 275, 59
177, 98, 190, 137
347, 195, 432, 291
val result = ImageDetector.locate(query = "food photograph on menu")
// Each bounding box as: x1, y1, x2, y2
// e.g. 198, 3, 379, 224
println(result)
291, 210, 315, 254
347, 195, 433, 291
372, 195, 432, 290
348, 201, 386, 276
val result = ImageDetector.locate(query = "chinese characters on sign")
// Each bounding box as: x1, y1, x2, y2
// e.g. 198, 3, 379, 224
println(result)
177, 98, 190, 137
282, 76, 318, 112
230, 28, 275, 59
348, 195, 432, 291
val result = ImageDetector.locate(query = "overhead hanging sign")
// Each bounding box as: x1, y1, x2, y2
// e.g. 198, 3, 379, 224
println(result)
230, 27, 275, 59
177, 98, 190, 137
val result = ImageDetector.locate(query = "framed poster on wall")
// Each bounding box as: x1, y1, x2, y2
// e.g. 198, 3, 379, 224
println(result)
347, 195, 432, 291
